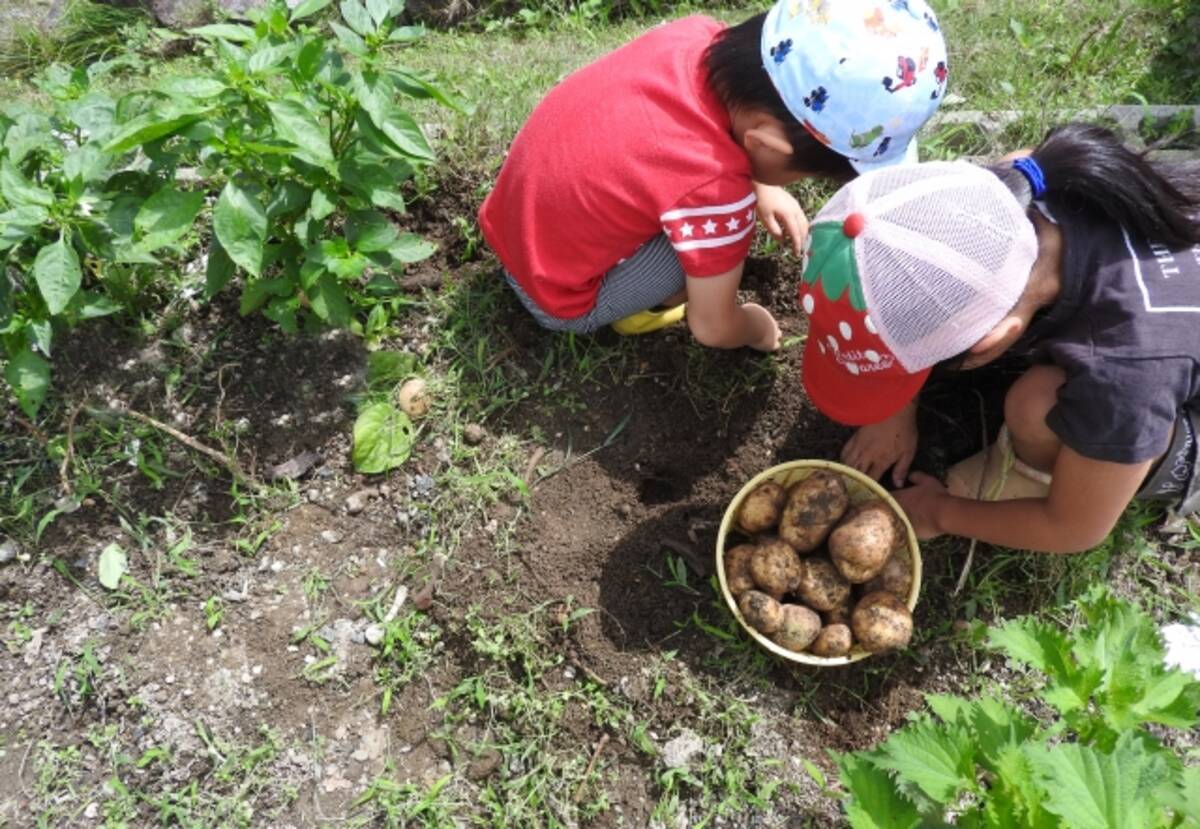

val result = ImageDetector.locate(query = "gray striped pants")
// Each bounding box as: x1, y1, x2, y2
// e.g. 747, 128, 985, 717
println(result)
504, 234, 685, 334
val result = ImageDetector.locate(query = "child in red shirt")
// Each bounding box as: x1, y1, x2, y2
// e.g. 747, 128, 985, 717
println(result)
479, 0, 948, 350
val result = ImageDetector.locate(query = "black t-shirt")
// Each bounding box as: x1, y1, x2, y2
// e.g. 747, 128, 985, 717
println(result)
1018, 203, 1200, 464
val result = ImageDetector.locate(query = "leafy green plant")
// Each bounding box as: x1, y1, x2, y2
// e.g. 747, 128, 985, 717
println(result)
835, 587, 1200, 828
1, 0, 451, 417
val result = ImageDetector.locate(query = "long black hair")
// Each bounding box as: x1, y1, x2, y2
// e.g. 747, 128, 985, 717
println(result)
988, 123, 1200, 248
705, 13, 855, 181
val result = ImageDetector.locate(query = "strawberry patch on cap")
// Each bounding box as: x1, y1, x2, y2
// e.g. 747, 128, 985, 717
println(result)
797, 219, 929, 425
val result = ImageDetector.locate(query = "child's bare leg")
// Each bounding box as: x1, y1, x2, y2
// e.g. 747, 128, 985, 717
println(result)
1003, 365, 1067, 473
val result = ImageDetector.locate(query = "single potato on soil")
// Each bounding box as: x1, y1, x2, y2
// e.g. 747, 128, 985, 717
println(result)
808, 623, 853, 658
736, 481, 786, 534
724, 544, 757, 595
778, 471, 850, 553
851, 590, 913, 652
739, 590, 784, 634
770, 604, 822, 652
749, 537, 803, 599
829, 501, 900, 583
795, 558, 851, 612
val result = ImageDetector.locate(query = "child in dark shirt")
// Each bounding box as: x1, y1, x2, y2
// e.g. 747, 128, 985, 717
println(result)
479, 0, 948, 350
795, 123, 1200, 553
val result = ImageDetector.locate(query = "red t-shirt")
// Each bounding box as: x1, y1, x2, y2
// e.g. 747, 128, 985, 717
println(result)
478, 16, 756, 319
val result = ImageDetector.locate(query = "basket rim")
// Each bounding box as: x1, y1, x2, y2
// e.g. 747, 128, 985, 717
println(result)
715, 459, 922, 667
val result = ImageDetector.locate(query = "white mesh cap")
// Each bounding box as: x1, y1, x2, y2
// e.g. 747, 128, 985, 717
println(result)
813, 161, 1038, 372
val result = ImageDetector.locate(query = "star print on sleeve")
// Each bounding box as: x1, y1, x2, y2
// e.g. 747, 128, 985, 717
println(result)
659, 181, 757, 277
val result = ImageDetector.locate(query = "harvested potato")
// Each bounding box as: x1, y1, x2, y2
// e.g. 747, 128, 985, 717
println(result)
862, 545, 913, 601
778, 472, 850, 552
737, 481, 786, 534
398, 378, 430, 417
770, 604, 822, 652
795, 558, 851, 612
724, 544, 757, 595
809, 624, 853, 658
739, 590, 784, 634
749, 538, 803, 599
829, 501, 900, 583
851, 591, 913, 653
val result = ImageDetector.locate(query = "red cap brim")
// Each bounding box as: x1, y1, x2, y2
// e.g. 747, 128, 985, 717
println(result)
801, 334, 930, 426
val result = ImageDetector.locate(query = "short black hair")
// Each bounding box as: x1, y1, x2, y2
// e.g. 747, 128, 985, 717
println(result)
705, 12, 855, 181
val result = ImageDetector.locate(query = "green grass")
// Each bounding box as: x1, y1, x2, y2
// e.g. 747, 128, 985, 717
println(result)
0, 0, 154, 80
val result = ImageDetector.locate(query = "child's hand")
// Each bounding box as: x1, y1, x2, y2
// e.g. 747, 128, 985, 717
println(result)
892, 472, 948, 540
753, 183, 808, 257
840, 401, 918, 486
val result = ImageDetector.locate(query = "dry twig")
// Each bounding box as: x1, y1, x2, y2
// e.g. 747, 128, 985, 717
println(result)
572, 734, 611, 804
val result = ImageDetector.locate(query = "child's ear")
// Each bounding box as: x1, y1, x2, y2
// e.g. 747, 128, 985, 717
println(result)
964, 315, 1024, 367
743, 121, 794, 159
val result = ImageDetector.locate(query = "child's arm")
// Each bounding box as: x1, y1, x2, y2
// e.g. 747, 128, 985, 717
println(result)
685, 264, 781, 351
841, 401, 919, 487
895, 447, 1154, 554
753, 182, 808, 256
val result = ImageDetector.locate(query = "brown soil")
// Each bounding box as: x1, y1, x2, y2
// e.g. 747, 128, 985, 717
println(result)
0, 178, 1113, 827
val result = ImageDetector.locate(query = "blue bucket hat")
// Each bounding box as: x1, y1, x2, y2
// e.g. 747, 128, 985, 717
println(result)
762, 0, 949, 172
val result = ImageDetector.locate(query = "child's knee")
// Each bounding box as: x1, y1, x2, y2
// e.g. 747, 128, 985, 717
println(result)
1004, 365, 1067, 441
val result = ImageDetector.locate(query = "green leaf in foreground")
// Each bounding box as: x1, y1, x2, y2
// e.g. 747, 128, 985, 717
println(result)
5, 347, 50, 418
33, 234, 82, 314
135, 187, 205, 250
352, 402, 414, 473
872, 715, 977, 804
837, 754, 921, 829
213, 181, 267, 277
267, 99, 333, 164
290, 0, 334, 21
98, 543, 128, 590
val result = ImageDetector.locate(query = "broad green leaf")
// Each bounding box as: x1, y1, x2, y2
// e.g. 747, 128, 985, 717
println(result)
213, 181, 267, 277
873, 716, 977, 804
97, 542, 128, 590
158, 76, 228, 99
238, 276, 292, 316
352, 402, 414, 473
267, 99, 333, 164
389, 67, 463, 112
4, 346, 50, 418
135, 187, 205, 250
970, 697, 1039, 764
346, 210, 397, 253
1156, 765, 1200, 821
248, 43, 295, 74
337, 156, 411, 211
388, 26, 426, 42
329, 21, 367, 55
366, 351, 417, 388
263, 294, 300, 333
103, 110, 207, 155
925, 694, 972, 726
205, 238, 236, 298
0, 204, 49, 251
837, 753, 923, 829
366, 0, 395, 27
290, 0, 335, 21
1, 160, 54, 207
309, 188, 337, 221
26, 319, 52, 356
75, 293, 121, 319
187, 23, 256, 42
3, 110, 55, 163
353, 72, 435, 162
340, 0, 375, 36
295, 37, 328, 79
1027, 733, 1173, 829
67, 92, 117, 138
388, 233, 435, 263
62, 145, 109, 185
34, 235, 82, 314
308, 272, 352, 325
266, 180, 311, 220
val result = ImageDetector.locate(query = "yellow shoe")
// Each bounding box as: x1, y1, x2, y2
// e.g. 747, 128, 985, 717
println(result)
610, 304, 687, 335
946, 426, 1052, 501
